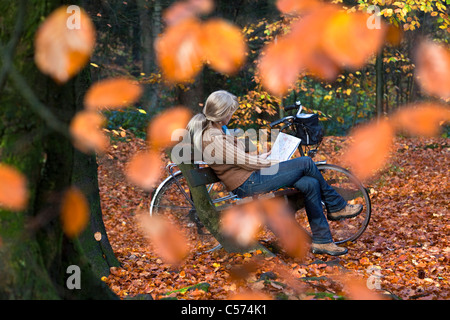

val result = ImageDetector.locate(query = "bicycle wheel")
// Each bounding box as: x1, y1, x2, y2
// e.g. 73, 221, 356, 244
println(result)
150, 171, 221, 250
150, 171, 193, 217
294, 163, 371, 244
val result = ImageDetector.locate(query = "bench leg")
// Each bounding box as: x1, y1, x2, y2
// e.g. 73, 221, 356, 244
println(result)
204, 244, 223, 253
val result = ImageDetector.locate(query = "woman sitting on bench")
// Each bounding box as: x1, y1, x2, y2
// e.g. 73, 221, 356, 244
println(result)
187, 90, 362, 256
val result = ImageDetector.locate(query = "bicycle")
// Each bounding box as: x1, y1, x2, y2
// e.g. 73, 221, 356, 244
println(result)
149, 101, 371, 250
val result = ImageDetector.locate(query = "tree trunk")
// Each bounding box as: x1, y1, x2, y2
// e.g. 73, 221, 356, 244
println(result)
0, 0, 118, 299
137, 0, 161, 111
375, 50, 384, 120
175, 161, 273, 255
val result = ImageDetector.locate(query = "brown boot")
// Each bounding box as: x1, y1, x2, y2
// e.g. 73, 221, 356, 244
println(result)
328, 204, 363, 221
311, 242, 348, 256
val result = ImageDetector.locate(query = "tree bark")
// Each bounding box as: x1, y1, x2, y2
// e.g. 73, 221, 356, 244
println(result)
0, 0, 118, 299
137, 0, 161, 111
175, 161, 273, 255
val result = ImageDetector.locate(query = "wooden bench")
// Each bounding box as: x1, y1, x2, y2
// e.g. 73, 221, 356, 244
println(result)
185, 164, 302, 210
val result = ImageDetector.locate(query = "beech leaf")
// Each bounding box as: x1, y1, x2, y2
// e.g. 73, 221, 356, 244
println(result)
0, 164, 28, 211
34, 6, 96, 83
84, 78, 143, 111
60, 187, 90, 238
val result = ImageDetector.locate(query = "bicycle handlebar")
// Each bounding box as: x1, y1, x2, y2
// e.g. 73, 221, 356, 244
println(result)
269, 100, 302, 128
269, 115, 294, 128
269, 118, 285, 127
284, 104, 297, 111
284, 100, 302, 112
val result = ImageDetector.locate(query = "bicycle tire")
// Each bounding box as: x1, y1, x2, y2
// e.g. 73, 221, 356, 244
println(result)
293, 163, 371, 244
150, 171, 193, 217
149, 171, 223, 251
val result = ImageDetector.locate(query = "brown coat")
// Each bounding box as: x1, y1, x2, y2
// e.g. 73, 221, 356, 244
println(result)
201, 125, 277, 191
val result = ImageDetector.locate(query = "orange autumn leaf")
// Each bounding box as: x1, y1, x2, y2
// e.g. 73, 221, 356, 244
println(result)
70, 110, 109, 154
228, 290, 273, 300
385, 24, 403, 47
201, 19, 247, 74
136, 213, 189, 265
125, 150, 163, 190
220, 202, 264, 247
84, 78, 142, 110
0, 164, 28, 211
260, 4, 370, 95
60, 187, 90, 238
290, 5, 341, 81
155, 18, 204, 83
343, 277, 386, 300
147, 106, 192, 149
259, 4, 387, 95
342, 119, 395, 181
392, 103, 450, 137
35, 6, 96, 83
258, 37, 304, 96
261, 197, 309, 260
163, 0, 214, 26
163, 1, 197, 26
276, 0, 321, 14
321, 10, 386, 70
189, 0, 215, 14
415, 41, 450, 99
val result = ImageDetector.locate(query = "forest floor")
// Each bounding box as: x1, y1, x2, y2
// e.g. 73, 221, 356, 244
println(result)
99, 131, 449, 300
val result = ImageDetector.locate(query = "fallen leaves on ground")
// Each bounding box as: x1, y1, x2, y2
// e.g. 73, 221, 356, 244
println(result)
99, 131, 449, 300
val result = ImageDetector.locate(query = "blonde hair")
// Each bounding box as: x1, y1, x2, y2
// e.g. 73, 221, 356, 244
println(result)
187, 90, 239, 151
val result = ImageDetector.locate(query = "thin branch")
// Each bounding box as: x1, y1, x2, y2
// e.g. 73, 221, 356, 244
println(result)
0, 0, 26, 93
0, 0, 70, 141
7, 63, 71, 138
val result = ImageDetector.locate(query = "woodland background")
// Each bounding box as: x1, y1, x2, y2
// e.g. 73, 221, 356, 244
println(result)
0, 0, 449, 300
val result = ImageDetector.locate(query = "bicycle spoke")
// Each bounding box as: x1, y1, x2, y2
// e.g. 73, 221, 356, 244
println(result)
295, 164, 371, 244
150, 173, 220, 251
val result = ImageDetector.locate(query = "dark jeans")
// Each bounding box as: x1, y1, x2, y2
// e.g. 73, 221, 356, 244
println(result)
233, 157, 347, 244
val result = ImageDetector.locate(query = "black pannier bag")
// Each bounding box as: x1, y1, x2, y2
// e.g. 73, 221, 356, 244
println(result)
294, 113, 324, 145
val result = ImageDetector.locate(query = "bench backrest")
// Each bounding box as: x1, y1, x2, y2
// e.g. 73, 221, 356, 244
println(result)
184, 166, 221, 188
